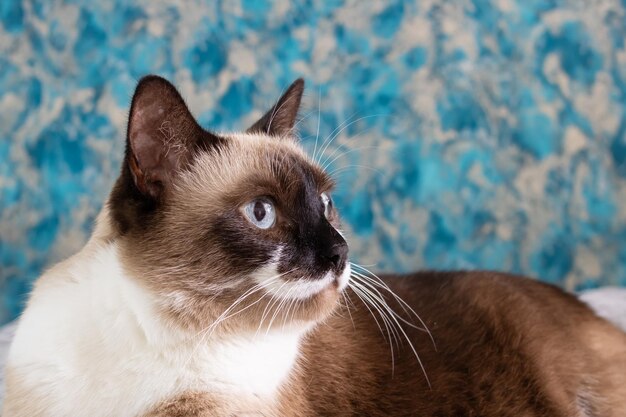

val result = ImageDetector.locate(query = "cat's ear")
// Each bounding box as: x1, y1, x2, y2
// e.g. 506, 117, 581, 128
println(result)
126, 75, 210, 200
247, 78, 304, 137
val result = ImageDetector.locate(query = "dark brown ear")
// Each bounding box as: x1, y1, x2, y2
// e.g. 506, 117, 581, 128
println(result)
247, 78, 305, 137
126, 75, 209, 199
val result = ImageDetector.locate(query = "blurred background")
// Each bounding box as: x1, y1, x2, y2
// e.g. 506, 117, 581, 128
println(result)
1, 0, 626, 325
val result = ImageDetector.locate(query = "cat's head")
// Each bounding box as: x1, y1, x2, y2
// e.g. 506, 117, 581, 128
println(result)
108, 76, 350, 334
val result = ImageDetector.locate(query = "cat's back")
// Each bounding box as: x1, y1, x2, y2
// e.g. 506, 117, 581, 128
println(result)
290, 271, 626, 416
389, 271, 626, 416
389, 270, 602, 335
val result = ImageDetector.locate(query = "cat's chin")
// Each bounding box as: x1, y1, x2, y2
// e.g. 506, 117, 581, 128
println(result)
263, 264, 351, 302
280, 283, 344, 328
288, 265, 352, 324
246, 264, 351, 331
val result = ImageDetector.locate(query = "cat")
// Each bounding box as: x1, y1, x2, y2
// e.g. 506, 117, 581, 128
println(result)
3, 76, 626, 417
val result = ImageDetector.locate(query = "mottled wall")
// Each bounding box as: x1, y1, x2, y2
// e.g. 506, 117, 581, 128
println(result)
1, 0, 626, 325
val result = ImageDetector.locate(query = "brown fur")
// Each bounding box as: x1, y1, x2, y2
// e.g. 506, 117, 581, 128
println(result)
275, 271, 626, 416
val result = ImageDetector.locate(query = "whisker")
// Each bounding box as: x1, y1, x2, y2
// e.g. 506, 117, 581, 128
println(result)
328, 164, 384, 177
350, 263, 436, 350
205, 284, 271, 335
281, 296, 294, 332
350, 272, 424, 331
181, 277, 278, 368
341, 291, 356, 331
315, 111, 359, 164
348, 283, 387, 340
256, 280, 290, 337
293, 109, 315, 130
350, 279, 401, 350
321, 145, 381, 173
350, 276, 431, 388
188, 267, 299, 368
206, 268, 297, 337
255, 267, 301, 336
317, 114, 386, 165
282, 290, 303, 333
195, 282, 265, 340
349, 282, 397, 375
266, 284, 297, 335
351, 264, 431, 327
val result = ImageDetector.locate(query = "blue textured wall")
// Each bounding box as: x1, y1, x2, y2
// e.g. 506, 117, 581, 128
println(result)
1, 0, 626, 325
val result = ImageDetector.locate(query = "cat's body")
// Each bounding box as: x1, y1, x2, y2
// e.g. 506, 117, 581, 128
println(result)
4, 76, 626, 416
287, 272, 626, 417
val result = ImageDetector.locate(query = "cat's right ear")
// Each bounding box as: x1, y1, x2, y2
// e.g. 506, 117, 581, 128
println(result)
247, 78, 305, 137
126, 75, 215, 200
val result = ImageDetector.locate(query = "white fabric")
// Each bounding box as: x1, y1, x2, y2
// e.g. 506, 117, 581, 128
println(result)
579, 287, 626, 331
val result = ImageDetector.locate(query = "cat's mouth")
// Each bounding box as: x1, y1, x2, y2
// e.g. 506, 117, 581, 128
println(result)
260, 263, 351, 301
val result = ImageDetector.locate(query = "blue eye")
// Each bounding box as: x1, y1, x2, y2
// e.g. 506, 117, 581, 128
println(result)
321, 192, 332, 218
243, 199, 276, 229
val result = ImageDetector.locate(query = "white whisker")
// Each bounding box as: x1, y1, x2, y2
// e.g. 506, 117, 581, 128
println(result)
315, 111, 359, 164
349, 282, 397, 375
317, 114, 386, 165
342, 291, 356, 331
184, 268, 299, 369
350, 279, 401, 350
328, 164, 384, 178
351, 271, 425, 331
265, 284, 297, 335
256, 280, 290, 338
321, 145, 381, 173
350, 276, 431, 388
350, 263, 436, 350
181, 279, 275, 369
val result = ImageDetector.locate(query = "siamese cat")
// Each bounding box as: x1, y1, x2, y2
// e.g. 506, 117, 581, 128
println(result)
4, 76, 626, 417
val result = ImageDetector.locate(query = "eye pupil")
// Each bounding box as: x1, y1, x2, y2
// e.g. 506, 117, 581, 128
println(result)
253, 201, 266, 221
243, 199, 275, 229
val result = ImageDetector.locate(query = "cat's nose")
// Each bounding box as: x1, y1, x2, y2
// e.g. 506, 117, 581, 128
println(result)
325, 242, 348, 273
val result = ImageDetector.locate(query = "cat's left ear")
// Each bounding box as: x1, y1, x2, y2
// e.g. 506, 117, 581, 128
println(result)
125, 75, 216, 200
247, 78, 304, 137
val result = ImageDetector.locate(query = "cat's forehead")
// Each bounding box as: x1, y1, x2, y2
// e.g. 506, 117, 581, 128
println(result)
176, 132, 333, 205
